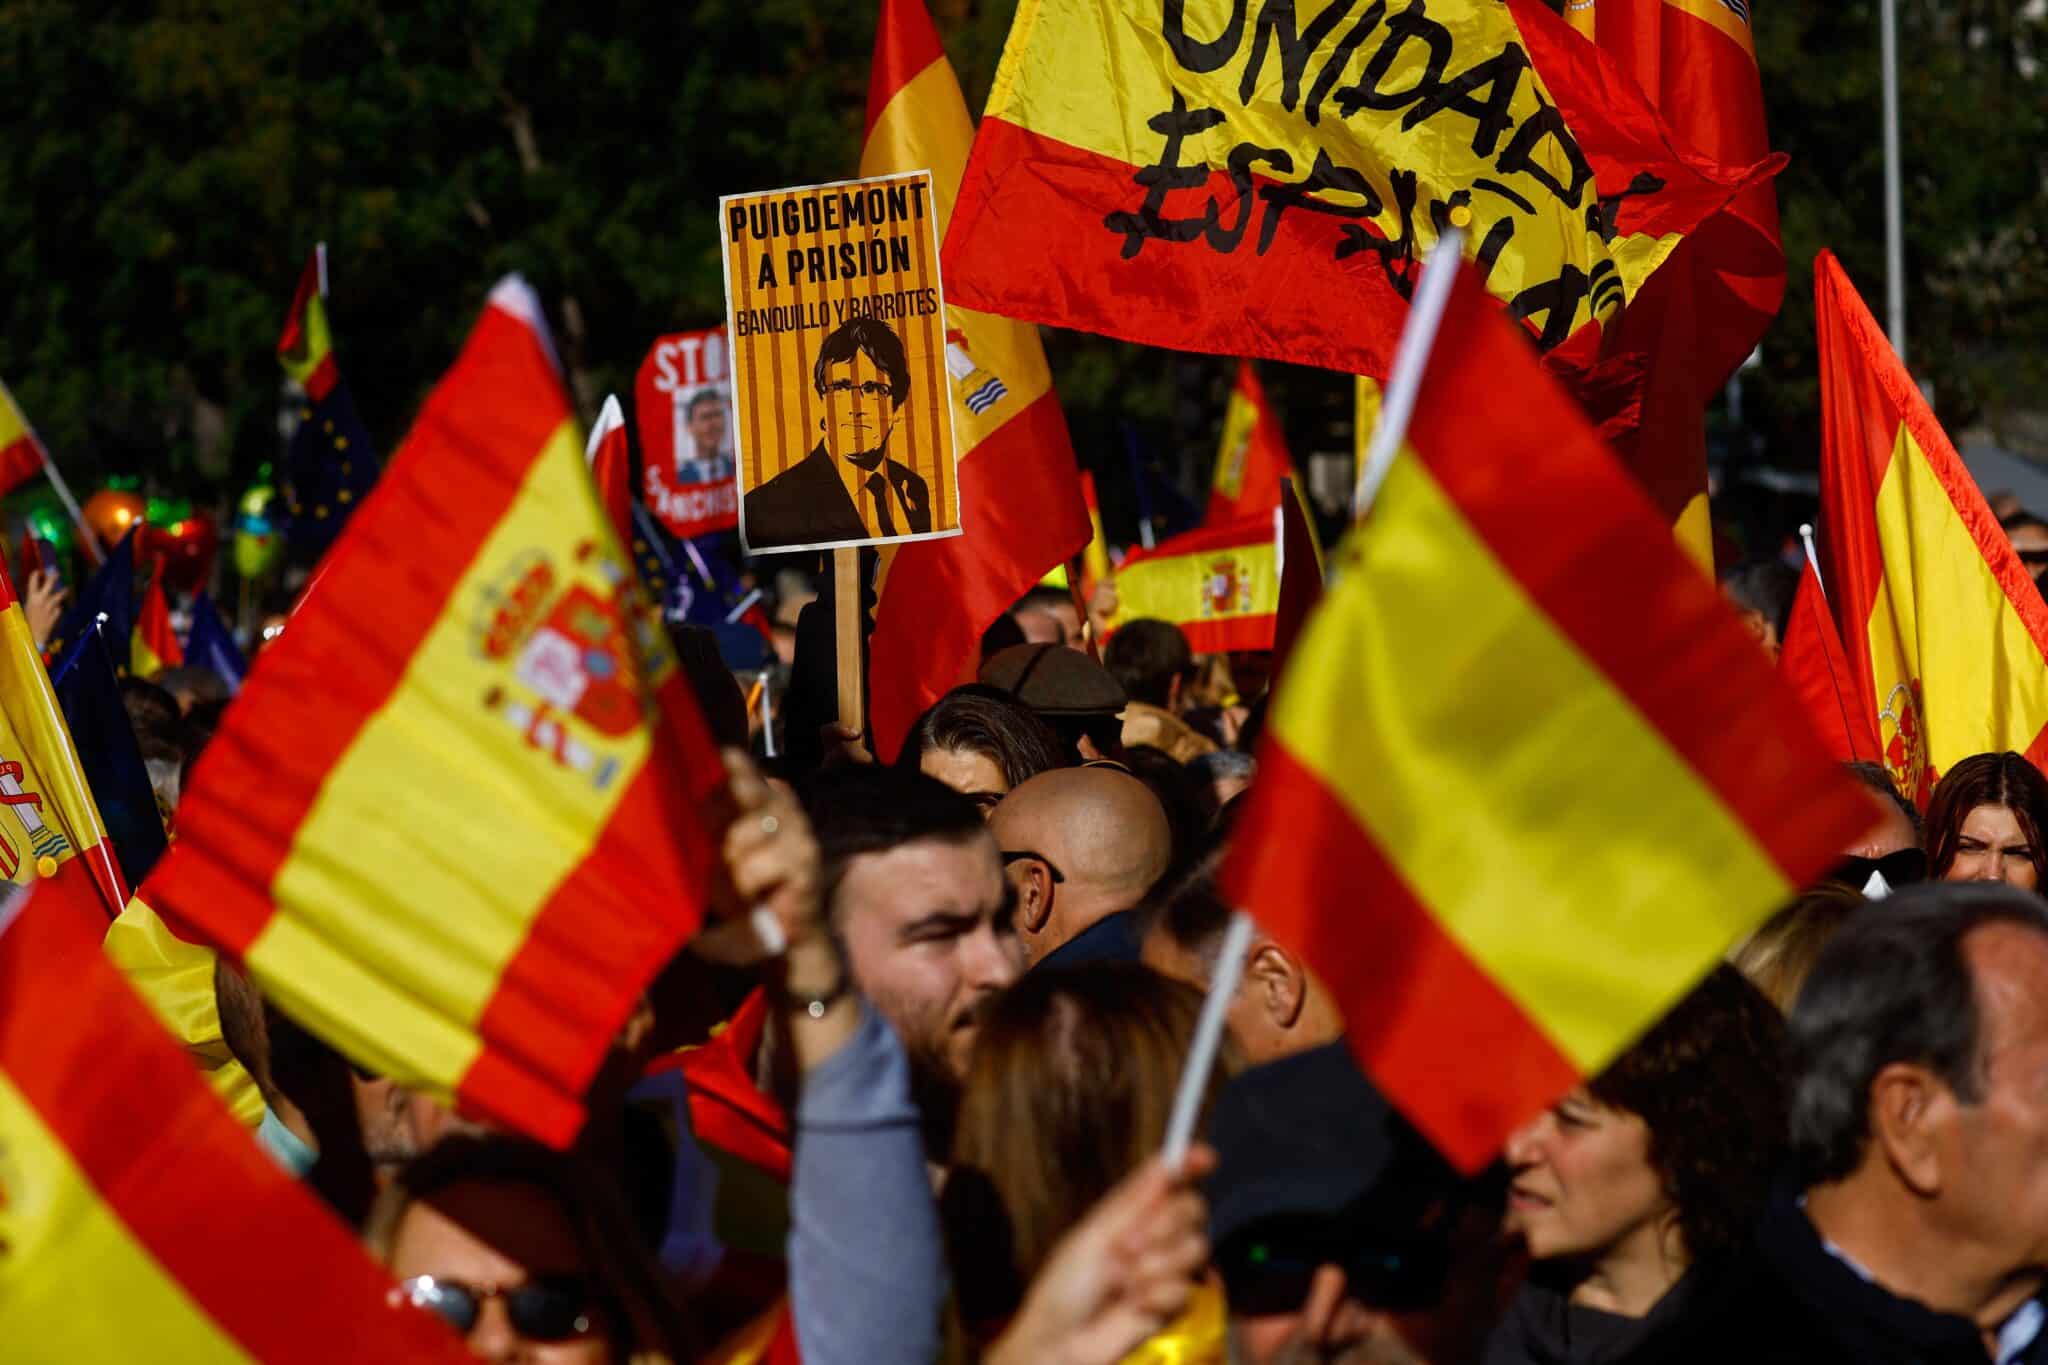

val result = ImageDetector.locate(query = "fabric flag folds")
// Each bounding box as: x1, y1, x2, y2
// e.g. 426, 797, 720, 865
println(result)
1221, 264, 1874, 1171
586, 393, 637, 551
861, 0, 1091, 761
1106, 516, 1279, 654
943, 0, 1768, 384
278, 246, 380, 566
1207, 361, 1296, 525
1814, 251, 2048, 805
0, 886, 472, 1361
0, 562, 129, 918
186, 592, 248, 692
1270, 478, 1324, 686
1079, 470, 1113, 599
1778, 561, 1883, 767
132, 569, 184, 678
0, 379, 50, 498
146, 277, 727, 1148
47, 526, 137, 665
52, 622, 170, 893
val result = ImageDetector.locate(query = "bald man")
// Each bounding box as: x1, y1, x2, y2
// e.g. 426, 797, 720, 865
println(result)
988, 766, 1174, 970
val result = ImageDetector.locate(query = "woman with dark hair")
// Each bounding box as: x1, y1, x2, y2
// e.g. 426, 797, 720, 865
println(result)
899, 683, 1068, 815
1486, 966, 1785, 1364
1925, 751, 2048, 891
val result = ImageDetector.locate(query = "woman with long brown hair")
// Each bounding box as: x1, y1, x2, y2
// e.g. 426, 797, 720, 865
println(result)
1925, 751, 2048, 891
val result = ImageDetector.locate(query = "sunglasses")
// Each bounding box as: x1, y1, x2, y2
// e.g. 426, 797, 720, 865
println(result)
1832, 847, 1928, 890
391, 1274, 599, 1342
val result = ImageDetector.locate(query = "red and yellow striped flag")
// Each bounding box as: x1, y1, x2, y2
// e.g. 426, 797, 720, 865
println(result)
0, 883, 472, 1362
145, 278, 726, 1149
1106, 516, 1279, 655
0, 561, 128, 917
132, 569, 184, 678
1079, 470, 1113, 600
1814, 251, 2048, 806
0, 379, 48, 498
1207, 361, 1296, 526
1222, 264, 1874, 1171
863, 0, 1091, 760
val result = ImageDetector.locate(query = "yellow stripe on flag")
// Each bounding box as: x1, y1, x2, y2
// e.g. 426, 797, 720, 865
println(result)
104, 896, 266, 1128
251, 420, 654, 1095
0, 1071, 255, 1362
1110, 538, 1278, 639
0, 381, 29, 449
1867, 422, 2048, 779
1274, 457, 1789, 1069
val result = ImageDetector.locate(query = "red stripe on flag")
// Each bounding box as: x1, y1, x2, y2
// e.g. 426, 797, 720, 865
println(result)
864, 0, 946, 143
1409, 278, 1868, 886
1178, 615, 1276, 655
870, 392, 1089, 760
461, 676, 723, 1144
1222, 741, 1580, 1172
0, 889, 468, 1363
0, 433, 44, 498
161, 304, 567, 949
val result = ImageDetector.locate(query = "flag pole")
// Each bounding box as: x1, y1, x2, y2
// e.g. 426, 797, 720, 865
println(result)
13, 415, 102, 564
1880, 0, 1906, 362
1162, 911, 1255, 1171
1354, 228, 1466, 520
1799, 523, 1829, 608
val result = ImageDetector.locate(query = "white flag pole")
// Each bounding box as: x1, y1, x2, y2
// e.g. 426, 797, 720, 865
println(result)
1162, 911, 1255, 1172
1353, 227, 1466, 521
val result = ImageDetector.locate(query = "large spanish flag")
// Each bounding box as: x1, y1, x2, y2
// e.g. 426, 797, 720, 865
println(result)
145, 278, 726, 1149
0, 379, 49, 498
1106, 516, 1279, 655
0, 884, 471, 1362
862, 0, 1091, 760
1207, 361, 1296, 525
0, 560, 129, 919
1814, 251, 2048, 806
944, 0, 1766, 385
1221, 263, 1873, 1171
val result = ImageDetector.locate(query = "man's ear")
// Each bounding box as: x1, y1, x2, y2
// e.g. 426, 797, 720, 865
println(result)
1167, 674, 1184, 714
1243, 940, 1307, 1031
1016, 861, 1055, 936
1869, 1062, 1954, 1197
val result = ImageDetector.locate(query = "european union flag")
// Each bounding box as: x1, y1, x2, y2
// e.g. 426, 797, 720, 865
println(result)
278, 246, 380, 567
46, 526, 136, 667
51, 621, 169, 889
185, 592, 246, 693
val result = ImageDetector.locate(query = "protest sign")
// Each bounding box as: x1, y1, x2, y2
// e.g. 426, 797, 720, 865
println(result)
636, 329, 741, 540
719, 171, 962, 555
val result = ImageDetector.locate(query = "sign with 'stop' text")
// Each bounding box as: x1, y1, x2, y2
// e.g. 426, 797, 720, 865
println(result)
635, 329, 740, 541
719, 170, 963, 555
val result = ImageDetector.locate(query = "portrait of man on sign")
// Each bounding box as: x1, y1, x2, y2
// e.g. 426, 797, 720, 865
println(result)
742, 316, 932, 550
677, 387, 734, 485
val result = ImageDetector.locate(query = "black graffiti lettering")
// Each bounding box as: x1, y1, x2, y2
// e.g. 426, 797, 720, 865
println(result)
1496, 91, 1594, 206
1333, 2, 1452, 118
1162, 0, 1249, 73
1589, 171, 1667, 242
1208, 143, 1296, 252
1471, 215, 1517, 283
1303, 0, 1386, 125
1104, 92, 1229, 259
1588, 258, 1625, 316
1334, 167, 1422, 299
1470, 176, 1536, 215
1255, 147, 1379, 254
1507, 265, 1591, 349
1400, 42, 1529, 159
1239, 0, 1358, 115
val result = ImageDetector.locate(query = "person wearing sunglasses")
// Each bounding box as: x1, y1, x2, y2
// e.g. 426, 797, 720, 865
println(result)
366, 1135, 692, 1363
1487, 966, 1785, 1365
1834, 760, 1926, 893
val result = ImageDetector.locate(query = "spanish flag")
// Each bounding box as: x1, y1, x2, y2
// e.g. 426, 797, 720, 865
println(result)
1207, 361, 1296, 526
586, 393, 636, 551
1222, 262, 1873, 1171
145, 278, 727, 1149
0, 379, 49, 498
132, 568, 184, 679
1814, 251, 2048, 805
0, 885, 473, 1362
1079, 470, 1113, 600
104, 892, 266, 1127
944, 0, 1766, 387
0, 560, 128, 918
862, 0, 1091, 760
1779, 560, 1883, 767
1105, 516, 1279, 655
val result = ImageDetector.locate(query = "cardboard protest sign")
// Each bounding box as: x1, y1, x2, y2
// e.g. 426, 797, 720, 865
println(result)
719, 171, 962, 554
636, 329, 741, 540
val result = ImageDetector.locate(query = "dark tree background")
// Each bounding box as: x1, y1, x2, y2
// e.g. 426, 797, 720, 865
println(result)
1, 0, 2042, 545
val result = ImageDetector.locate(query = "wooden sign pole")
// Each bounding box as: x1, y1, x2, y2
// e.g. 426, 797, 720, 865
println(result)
833, 546, 864, 736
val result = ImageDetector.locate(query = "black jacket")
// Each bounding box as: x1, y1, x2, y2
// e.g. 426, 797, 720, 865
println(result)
742, 442, 930, 550
1033, 910, 1143, 972
1482, 1262, 1733, 1365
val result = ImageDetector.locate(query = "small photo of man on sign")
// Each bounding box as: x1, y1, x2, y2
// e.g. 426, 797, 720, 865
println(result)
721, 170, 962, 555
743, 316, 930, 548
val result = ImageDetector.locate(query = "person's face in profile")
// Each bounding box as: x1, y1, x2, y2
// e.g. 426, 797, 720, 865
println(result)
687, 397, 727, 460
818, 351, 901, 467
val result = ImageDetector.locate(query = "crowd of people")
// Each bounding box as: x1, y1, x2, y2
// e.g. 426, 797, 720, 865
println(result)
99, 541, 2048, 1365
